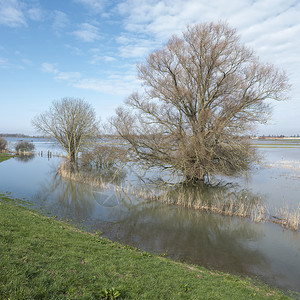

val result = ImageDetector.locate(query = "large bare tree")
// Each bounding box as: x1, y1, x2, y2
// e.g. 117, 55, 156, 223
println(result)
32, 97, 99, 164
112, 22, 290, 184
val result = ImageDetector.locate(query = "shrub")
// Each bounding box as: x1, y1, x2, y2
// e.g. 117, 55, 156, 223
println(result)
15, 141, 35, 153
81, 145, 125, 170
0, 137, 7, 152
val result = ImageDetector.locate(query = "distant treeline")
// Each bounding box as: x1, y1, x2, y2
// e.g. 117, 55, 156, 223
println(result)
1, 133, 300, 139
0, 133, 119, 139
0, 133, 30, 138
0, 134, 48, 138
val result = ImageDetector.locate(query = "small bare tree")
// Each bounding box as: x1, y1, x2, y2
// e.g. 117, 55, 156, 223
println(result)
32, 97, 99, 164
112, 21, 290, 184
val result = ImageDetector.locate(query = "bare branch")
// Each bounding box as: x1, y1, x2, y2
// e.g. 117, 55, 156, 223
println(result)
111, 21, 290, 184
32, 97, 99, 164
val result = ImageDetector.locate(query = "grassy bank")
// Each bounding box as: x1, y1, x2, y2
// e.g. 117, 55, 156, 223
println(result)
0, 152, 13, 163
0, 195, 291, 299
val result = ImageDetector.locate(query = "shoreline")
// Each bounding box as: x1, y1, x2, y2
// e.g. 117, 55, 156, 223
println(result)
0, 194, 293, 299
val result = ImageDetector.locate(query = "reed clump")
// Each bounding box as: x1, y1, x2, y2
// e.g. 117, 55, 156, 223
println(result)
273, 205, 300, 230
57, 161, 299, 231
57, 161, 109, 189
106, 183, 298, 230
157, 186, 267, 221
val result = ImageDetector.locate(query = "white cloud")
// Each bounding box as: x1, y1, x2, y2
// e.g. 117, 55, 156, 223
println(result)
103, 56, 116, 62
114, 0, 300, 135
41, 62, 81, 82
117, 1, 300, 80
0, 57, 9, 68
52, 10, 69, 35
41, 62, 59, 74
21, 58, 32, 65
73, 23, 101, 42
117, 0, 300, 51
0, 0, 27, 27
73, 0, 106, 13
64, 44, 84, 56
117, 35, 159, 58
90, 54, 116, 64
55, 71, 81, 81
117, 0, 193, 39
0, 0, 44, 27
116, 33, 161, 59
13, 50, 33, 66
41, 62, 138, 96
74, 72, 139, 96
27, 6, 43, 21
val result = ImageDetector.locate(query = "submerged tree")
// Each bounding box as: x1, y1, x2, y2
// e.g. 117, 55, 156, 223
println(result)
15, 141, 35, 153
112, 21, 289, 184
32, 97, 99, 164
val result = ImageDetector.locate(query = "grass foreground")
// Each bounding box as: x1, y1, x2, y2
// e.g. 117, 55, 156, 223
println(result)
0, 195, 291, 300
0, 152, 14, 163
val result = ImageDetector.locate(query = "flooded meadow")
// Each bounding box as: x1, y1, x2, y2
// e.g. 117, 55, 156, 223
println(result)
0, 137, 300, 295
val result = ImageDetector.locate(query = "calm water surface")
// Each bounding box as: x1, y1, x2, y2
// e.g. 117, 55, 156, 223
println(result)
0, 138, 299, 294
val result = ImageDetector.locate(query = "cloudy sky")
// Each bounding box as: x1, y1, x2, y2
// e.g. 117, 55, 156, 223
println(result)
0, 0, 299, 135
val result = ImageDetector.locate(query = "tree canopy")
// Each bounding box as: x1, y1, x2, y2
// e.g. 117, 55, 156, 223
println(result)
32, 97, 99, 164
112, 21, 290, 184
15, 141, 35, 153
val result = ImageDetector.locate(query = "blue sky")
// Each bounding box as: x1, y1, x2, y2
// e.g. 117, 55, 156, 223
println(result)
0, 0, 299, 136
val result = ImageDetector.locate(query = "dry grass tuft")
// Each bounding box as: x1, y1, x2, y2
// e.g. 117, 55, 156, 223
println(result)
273, 205, 300, 230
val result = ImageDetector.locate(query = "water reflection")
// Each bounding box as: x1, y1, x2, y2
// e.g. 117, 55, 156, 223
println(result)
34, 173, 97, 221
14, 154, 35, 162
101, 204, 267, 273
158, 182, 263, 212
31, 169, 300, 293
33, 169, 145, 223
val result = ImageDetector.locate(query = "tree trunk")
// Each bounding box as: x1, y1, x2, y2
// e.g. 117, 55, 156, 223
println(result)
69, 151, 79, 171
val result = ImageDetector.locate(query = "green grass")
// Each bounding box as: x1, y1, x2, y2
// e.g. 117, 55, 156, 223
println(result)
0, 152, 14, 162
0, 195, 291, 300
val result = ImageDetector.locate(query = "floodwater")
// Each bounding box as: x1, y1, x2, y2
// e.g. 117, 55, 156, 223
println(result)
0, 137, 299, 295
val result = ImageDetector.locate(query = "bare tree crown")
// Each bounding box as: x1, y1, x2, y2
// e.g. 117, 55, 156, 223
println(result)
32, 97, 99, 164
112, 22, 290, 184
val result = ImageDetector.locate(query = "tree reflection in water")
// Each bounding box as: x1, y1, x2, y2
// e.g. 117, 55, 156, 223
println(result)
14, 154, 35, 162
98, 201, 268, 274
34, 172, 97, 222
32, 167, 300, 293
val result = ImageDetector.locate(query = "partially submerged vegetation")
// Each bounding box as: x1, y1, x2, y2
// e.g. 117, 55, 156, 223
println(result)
0, 194, 291, 299
0, 137, 35, 158
273, 205, 300, 230
57, 161, 300, 231
15, 140, 35, 153
136, 183, 299, 230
